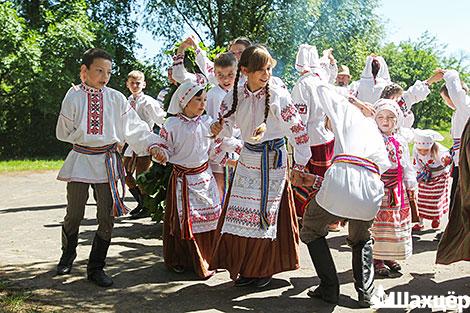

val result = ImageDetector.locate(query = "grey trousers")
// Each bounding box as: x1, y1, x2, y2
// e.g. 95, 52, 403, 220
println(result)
300, 198, 373, 247
63, 182, 114, 241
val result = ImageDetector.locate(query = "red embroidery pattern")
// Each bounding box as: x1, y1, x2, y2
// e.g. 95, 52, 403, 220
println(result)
290, 123, 305, 134
220, 101, 228, 114
87, 92, 104, 135
173, 53, 184, 66
294, 103, 308, 115
130, 99, 137, 110
281, 104, 297, 122
235, 145, 242, 155
225, 205, 277, 227
159, 127, 169, 141
295, 134, 309, 145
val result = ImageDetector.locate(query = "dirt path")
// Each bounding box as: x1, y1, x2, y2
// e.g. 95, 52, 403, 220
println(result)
0, 171, 468, 312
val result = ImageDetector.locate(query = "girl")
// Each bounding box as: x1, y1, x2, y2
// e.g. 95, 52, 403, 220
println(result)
150, 81, 222, 279
209, 45, 311, 288
370, 99, 417, 277
412, 129, 452, 230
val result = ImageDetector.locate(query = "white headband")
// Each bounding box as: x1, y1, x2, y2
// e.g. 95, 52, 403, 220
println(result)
168, 81, 205, 115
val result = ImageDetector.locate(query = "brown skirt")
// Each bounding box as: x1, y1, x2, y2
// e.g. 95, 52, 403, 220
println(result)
209, 183, 300, 280
163, 187, 215, 279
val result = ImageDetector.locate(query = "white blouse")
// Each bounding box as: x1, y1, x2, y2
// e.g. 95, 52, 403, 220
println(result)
291, 72, 335, 145
444, 70, 470, 164
155, 114, 217, 168
398, 80, 431, 128
218, 80, 311, 167
56, 84, 159, 183
314, 83, 392, 221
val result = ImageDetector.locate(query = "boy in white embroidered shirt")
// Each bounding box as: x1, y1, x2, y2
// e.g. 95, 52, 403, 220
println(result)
206, 52, 242, 200
123, 70, 166, 219
55, 48, 161, 287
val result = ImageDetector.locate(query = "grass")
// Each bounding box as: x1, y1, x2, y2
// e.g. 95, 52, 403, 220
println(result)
0, 159, 63, 173
0, 280, 59, 313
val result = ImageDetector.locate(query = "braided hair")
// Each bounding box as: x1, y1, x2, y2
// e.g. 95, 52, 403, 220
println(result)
223, 45, 276, 140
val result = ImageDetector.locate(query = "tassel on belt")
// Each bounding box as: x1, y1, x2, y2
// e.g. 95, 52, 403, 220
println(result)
244, 138, 285, 230
170, 162, 209, 240
73, 143, 128, 217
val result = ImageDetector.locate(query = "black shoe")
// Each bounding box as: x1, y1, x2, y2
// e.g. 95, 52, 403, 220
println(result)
128, 205, 143, 216
306, 237, 340, 304
254, 276, 272, 288
129, 207, 150, 220
307, 286, 339, 304
171, 265, 185, 273
352, 239, 375, 308
56, 227, 78, 275
234, 276, 256, 287
87, 235, 112, 287
88, 270, 113, 287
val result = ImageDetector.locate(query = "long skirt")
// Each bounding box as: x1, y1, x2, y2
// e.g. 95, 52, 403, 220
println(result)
371, 185, 412, 261
417, 173, 450, 220
209, 184, 300, 280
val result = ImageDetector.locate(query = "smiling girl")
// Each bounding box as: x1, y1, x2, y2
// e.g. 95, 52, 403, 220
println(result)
209, 45, 311, 288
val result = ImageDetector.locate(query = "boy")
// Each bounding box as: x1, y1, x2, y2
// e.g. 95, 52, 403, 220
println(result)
56, 48, 161, 287
124, 70, 166, 219
205, 52, 242, 198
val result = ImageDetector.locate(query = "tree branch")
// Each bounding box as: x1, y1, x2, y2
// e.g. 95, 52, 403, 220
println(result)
173, 2, 205, 43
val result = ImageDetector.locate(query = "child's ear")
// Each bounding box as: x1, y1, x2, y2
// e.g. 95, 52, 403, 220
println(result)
142, 81, 147, 89
240, 66, 249, 76
80, 64, 87, 83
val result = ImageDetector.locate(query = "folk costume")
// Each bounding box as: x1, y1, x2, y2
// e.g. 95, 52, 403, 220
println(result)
151, 82, 222, 278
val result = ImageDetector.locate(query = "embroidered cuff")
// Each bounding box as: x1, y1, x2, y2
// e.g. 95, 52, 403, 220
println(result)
292, 164, 305, 171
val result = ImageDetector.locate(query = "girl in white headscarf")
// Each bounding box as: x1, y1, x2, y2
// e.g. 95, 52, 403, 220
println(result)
370, 99, 417, 277
150, 81, 232, 279
412, 129, 452, 231
352, 55, 391, 104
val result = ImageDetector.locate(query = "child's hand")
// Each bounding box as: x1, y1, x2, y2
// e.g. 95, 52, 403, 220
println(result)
323, 48, 335, 64
210, 119, 224, 137
290, 169, 305, 187
150, 147, 167, 165
226, 159, 238, 168
177, 37, 195, 54
426, 68, 445, 85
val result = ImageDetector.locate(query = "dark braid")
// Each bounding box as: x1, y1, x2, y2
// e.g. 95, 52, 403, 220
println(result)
223, 65, 241, 119
263, 81, 270, 123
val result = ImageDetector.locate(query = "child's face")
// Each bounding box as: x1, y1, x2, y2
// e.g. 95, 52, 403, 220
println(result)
81, 58, 112, 89
417, 148, 431, 156
440, 92, 456, 110
183, 91, 207, 118
375, 109, 397, 135
229, 43, 246, 61
215, 66, 236, 91
242, 63, 272, 92
336, 74, 350, 87
126, 77, 146, 95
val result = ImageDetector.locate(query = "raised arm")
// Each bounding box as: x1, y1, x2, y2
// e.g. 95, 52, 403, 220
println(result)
444, 69, 470, 112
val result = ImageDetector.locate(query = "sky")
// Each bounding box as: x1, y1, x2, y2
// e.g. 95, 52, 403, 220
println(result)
136, 0, 470, 61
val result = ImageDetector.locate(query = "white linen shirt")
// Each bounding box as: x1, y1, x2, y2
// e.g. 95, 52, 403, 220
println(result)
56, 84, 159, 183
314, 83, 392, 221
444, 70, 470, 165
291, 72, 335, 145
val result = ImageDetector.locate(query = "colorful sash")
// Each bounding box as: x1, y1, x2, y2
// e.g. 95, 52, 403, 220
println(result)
72, 144, 128, 217
416, 159, 447, 182
451, 138, 461, 159
244, 138, 285, 229
332, 154, 380, 175
169, 162, 209, 240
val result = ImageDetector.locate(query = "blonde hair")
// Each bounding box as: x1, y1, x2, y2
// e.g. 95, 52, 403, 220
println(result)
430, 142, 439, 160
127, 70, 145, 81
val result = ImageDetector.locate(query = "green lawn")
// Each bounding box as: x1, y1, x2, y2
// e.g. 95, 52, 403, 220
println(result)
0, 159, 63, 173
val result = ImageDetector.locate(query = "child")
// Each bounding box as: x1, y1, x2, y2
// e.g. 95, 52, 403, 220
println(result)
299, 81, 391, 307
352, 55, 391, 104
290, 44, 335, 218
440, 69, 470, 210
380, 70, 444, 130
206, 52, 242, 200
209, 45, 311, 288
124, 70, 166, 219
150, 81, 222, 279
56, 48, 161, 287
412, 129, 452, 230
228, 37, 252, 61
370, 99, 417, 277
